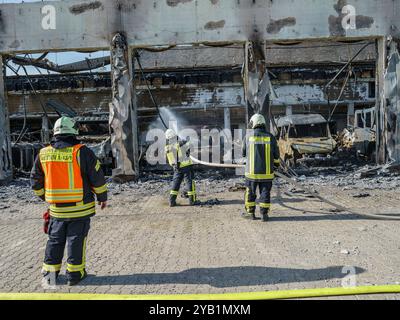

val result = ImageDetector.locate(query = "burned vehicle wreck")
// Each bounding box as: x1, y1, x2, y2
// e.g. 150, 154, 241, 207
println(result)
340, 107, 376, 160
276, 114, 337, 166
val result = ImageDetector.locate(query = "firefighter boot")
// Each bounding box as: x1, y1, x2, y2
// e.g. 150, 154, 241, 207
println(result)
189, 195, 200, 206
241, 211, 256, 220
170, 194, 177, 207
42, 271, 59, 286
241, 212, 256, 220
261, 209, 269, 222
67, 269, 88, 286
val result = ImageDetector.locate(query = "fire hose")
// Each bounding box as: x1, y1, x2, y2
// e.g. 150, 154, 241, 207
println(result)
1, 284, 400, 300
189, 156, 400, 221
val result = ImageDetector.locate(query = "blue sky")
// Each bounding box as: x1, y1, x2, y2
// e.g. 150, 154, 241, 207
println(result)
2, 0, 110, 75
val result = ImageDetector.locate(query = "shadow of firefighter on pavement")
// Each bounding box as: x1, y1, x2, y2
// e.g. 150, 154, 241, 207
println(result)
81, 266, 365, 288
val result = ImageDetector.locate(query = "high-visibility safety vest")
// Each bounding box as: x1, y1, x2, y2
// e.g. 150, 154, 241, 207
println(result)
245, 136, 275, 181
165, 142, 192, 169
39, 144, 84, 204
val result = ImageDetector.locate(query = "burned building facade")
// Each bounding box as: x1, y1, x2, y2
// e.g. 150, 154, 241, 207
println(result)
0, 0, 399, 183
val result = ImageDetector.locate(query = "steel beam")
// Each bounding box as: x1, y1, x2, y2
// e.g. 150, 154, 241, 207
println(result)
0, 0, 398, 54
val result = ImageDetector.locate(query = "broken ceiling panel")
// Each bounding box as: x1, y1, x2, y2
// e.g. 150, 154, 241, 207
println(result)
265, 41, 377, 66
9, 55, 110, 74
137, 47, 244, 70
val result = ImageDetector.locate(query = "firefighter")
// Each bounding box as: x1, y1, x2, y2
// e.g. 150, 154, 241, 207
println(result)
165, 129, 198, 207
31, 116, 108, 286
242, 114, 280, 222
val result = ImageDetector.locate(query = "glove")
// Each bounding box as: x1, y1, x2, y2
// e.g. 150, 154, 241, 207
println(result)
43, 210, 50, 234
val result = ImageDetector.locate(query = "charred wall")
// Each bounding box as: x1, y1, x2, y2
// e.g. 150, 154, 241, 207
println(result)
4, 42, 381, 174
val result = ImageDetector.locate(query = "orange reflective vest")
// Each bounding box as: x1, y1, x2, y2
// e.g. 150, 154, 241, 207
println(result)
39, 144, 84, 204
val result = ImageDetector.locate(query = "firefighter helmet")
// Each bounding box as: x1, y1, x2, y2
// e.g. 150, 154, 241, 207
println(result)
53, 117, 79, 136
249, 114, 266, 129
165, 129, 177, 140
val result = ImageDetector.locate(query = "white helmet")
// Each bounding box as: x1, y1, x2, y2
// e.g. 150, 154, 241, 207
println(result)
165, 129, 177, 140
53, 116, 79, 136
249, 114, 266, 129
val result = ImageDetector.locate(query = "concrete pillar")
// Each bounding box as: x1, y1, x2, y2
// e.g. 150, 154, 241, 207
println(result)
347, 102, 355, 127
243, 42, 253, 127
41, 104, 50, 144
223, 107, 231, 132
375, 37, 388, 164
286, 105, 293, 116
243, 41, 270, 131
0, 56, 13, 185
109, 33, 139, 182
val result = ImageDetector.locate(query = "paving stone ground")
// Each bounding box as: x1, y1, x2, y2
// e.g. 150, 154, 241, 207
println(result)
0, 177, 399, 300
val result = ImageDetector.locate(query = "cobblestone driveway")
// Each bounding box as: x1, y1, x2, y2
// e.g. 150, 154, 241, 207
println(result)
0, 179, 399, 299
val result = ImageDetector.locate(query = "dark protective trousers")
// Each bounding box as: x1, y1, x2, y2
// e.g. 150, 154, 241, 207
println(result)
245, 180, 273, 215
43, 218, 90, 281
170, 166, 196, 205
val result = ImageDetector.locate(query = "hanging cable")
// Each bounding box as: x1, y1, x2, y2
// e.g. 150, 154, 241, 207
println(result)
14, 92, 27, 145
328, 67, 352, 122
19, 64, 53, 130
6, 60, 52, 127
135, 51, 168, 130
324, 42, 371, 90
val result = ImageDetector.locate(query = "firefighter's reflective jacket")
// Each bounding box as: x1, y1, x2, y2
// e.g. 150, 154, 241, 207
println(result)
165, 139, 192, 170
242, 128, 280, 181
31, 136, 108, 220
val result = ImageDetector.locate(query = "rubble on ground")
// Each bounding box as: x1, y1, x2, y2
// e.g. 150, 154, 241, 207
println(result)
1, 163, 399, 212
284, 162, 400, 191
0, 178, 42, 210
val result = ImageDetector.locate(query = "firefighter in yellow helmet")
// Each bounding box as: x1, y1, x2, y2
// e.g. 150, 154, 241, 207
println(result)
30, 117, 108, 286
242, 114, 280, 221
165, 128, 198, 207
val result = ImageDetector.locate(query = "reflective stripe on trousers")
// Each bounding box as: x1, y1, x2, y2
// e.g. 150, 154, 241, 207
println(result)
44, 218, 90, 280
244, 180, 273, 214
170, 167, 196, 203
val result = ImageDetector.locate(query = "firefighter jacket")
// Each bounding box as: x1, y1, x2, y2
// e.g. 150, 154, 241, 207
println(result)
242, 127, 280, 182
165, 139, 193, 170
31, 135, 108, 220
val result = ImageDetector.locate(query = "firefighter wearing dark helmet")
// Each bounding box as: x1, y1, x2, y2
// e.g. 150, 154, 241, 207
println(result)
30, 117, 108, 286
242, 114, 280, 221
